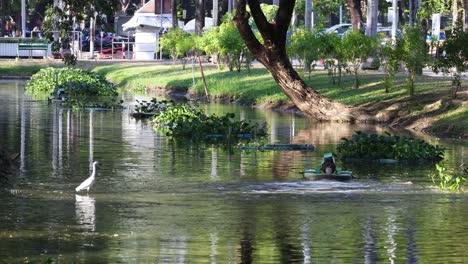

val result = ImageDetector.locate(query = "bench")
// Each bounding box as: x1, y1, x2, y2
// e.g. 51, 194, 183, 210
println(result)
17, 43, 49, 58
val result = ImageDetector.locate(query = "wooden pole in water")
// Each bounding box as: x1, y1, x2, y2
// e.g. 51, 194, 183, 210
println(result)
198, 56, 209, 101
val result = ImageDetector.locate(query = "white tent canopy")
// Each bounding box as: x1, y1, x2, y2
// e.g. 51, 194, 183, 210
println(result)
122, 14, 173, 31
183, 17, 214, 33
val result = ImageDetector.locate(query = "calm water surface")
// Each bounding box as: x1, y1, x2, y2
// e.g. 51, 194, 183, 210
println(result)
0, 81, 467, 263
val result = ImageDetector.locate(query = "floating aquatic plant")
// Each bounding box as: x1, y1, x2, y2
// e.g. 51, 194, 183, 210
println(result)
336, 131, 444, 161
152, 103, 267, 143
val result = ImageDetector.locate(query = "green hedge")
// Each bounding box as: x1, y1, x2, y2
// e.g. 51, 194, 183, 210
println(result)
0, 38, 49, 44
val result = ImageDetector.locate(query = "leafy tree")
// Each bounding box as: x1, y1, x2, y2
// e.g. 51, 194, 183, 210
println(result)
379, 40, 403, 93
341, 31, 379, 89
432, 20, 468, 98
419, 0, 451, 22
287, 28, 321, 79
41, 0, 118, 52
400, 26, 428, 96
233, 0, 368, 121
160, 27, 194, 69
197, 14, 251, 72
318, 32, 347, 86
196, 27, 220, 66
217, 17, 250, 72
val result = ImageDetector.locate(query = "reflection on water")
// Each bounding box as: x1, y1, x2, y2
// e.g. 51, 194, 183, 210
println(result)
75, 194, 96, 232
0, 81, 467, 262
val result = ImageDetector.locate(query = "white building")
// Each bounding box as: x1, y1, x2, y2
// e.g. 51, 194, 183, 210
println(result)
122, 0, 182, 60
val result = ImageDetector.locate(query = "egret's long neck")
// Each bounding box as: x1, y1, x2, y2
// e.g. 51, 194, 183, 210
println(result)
92, 163, 97, 177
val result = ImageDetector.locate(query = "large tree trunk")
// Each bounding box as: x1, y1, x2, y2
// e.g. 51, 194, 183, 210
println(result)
453, 0, 461, 29
398, 0, 406, 25
213, 0, 219, 26
171, 0, 178, 29
233, 0, 369, 122
195, 0, 205, 35
347, 0, 362, 31
304, 0, 312, 30
365, 0, 378, 35
409, 0, 417, 27
465, 0, 468, 30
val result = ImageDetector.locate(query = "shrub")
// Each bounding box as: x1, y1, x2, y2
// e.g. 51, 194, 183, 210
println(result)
336, 131, 444, 161
287, 28, 322, 79
160, 27, 194, 69
379, 41, 402, 93
341, 31, 379, 89
400, 26, 428, 96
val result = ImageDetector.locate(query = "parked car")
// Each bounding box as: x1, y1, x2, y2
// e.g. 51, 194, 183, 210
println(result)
376, 27, 403, 45
324, 23, 352, 37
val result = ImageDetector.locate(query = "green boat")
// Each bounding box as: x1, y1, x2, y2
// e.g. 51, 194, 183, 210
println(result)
303, 152, 353, 181
303, 168, 353, 181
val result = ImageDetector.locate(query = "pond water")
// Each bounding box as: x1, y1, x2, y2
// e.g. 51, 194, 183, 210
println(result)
0, 80, 467, 263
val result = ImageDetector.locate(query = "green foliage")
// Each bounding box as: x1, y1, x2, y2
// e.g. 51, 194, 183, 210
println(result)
419, 0, 452, 21
432, 20, 468, 98
431, 163, 467, 191
400, 26, 429, 96
318, 33, 347, 85
379, 41, 402, 93
287, 28, 322, 79
294, 0, 346, 26
153, 104, 267, 142
26, 67, 120, 108
41, 1, 116, 52
41, 5, 71, 52
197, 15, 251, 72
135, 98, 174, 114
62, 53, 77, 66
259, 4, 279, 22
341, 31, 379, 89
336, 131, 445, 160
160, 27, 194, 68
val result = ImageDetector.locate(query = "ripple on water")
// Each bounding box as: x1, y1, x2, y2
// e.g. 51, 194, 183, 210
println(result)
245, 180, 427, 194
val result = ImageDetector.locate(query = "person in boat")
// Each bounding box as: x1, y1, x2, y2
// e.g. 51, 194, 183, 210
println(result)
57, 88, 66, 100
320, 152, 337, 174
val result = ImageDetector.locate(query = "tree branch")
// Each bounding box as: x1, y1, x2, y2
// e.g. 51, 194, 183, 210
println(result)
233, 0, 265, 57
246, 0, 274, 43
275, 1, 295, 37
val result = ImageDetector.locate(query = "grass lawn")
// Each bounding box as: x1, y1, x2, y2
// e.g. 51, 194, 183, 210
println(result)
0, 60, 61, 76
91, 62, 456, 105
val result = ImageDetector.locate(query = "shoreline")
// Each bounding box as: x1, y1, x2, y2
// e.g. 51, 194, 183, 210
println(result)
1, 64, 466, 141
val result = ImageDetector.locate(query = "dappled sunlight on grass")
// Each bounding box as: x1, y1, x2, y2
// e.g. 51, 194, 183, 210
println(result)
433, 106, 468, 128
91, 63, 462, 108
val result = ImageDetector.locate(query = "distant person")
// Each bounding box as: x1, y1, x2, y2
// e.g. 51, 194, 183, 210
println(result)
32, 26, 40, 38
5, 20, 11, 36
11, 21, 17, 37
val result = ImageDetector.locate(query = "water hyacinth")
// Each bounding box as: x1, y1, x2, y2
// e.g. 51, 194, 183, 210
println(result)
337, 131, 444, 161
152, 103, 267, 143
26, 67, 121, 108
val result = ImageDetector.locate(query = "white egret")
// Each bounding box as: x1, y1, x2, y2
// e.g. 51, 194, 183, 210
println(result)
75, 161, 98, 192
